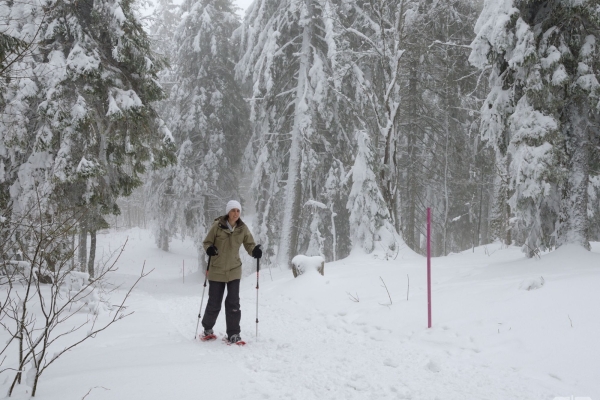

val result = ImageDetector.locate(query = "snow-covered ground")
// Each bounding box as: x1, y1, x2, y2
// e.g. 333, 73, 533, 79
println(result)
3, 228, 599, 399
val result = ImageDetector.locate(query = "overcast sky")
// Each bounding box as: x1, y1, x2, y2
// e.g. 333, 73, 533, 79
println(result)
233, 0, 254, 16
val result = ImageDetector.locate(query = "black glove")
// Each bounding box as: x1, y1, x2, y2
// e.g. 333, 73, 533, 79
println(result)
206, 245, 218, 256
252, 245, 262, 259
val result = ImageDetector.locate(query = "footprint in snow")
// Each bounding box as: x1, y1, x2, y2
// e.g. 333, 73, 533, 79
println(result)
426, 361, 441, 373
383, 358, 399, 368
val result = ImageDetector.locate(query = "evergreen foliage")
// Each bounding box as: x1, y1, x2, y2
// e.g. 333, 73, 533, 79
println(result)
3, 0, 598, 274
147, 0, 250, 259
236, 0, 352, 266
470, 0, 600, 254
0, 0, 175, 274
347, 131, 396, 254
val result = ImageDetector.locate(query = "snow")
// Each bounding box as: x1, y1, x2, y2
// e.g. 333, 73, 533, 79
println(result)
552, 64, 568, 85
66, 43, 100, 74
541, 46, 561, 69
2, 228, 598, 399
304, 199, 327, 209
112, 4, 126, 25
576, 74, 600, 92
469, 0, 518, 68
76, 156, 96, 174
291, 254, 324, 275
106, 88, 144, 116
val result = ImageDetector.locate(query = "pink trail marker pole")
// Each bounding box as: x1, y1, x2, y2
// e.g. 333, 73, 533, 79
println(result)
427, 207, 432, 329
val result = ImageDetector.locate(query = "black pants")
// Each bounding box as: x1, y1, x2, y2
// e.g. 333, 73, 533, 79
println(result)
202, 279, 241, 337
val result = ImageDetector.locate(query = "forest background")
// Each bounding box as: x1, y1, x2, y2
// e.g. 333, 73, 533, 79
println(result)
2, 0, 600, 274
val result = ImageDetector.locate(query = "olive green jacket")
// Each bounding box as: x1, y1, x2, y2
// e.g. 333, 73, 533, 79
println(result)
202, 216, 256, 282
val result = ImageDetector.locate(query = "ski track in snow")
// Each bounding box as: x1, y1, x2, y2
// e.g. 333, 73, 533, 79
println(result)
156, 295, 553, 400
148, 270, 562, 399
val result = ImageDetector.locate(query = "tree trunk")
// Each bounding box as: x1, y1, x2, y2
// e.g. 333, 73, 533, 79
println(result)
481, 180, 491, 244
558, 103, 590, 250
88, 229, 96, 279
78, 221, 87, 272
160, 228, 169, 252
442, 100, 450, 256
330, 204, 337, 262
71, 232, 76, 270
505, 202, 512, 246
405, 59, 418, 251
476, 170, 484, 248
277, 2, 312, 267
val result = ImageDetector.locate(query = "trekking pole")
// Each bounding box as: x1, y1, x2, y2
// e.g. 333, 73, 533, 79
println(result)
194, 256, 211, 340
255, 257, 260, 338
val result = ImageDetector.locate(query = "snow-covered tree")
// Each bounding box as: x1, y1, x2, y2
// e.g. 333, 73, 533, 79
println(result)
400, 0, 483, 256
337, 0, 407, 228
470, 0, 600, 254
336, 0, 484, 256
147, 0, 249, 259
346, 130, 396, 254
237, 0, 352, 266
0, 0, 175, 275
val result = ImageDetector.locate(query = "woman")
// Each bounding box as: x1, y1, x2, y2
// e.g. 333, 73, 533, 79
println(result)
201, 200, 262, 344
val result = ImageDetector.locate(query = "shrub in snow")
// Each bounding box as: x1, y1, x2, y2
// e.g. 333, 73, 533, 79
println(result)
61, 271, 109, 315
291, 255, 325, 278
0, 206, 145, 397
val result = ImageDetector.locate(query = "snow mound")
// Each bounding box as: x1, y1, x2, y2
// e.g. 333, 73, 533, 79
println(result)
519, 276, 545, 291
291, 255, 324, 276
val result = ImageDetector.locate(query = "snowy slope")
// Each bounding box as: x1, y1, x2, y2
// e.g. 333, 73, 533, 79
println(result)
4, 228, 598, 400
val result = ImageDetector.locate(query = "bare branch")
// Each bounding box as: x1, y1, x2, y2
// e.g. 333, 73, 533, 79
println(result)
379, 276, 392, 306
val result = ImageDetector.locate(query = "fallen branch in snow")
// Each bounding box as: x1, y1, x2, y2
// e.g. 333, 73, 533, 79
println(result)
81, 386, 110, 400
483, 245, 498, 257
379, 277, 392, 306
568, 315, 573, 328
347, 292, 360, 302
406, 274, 409, 301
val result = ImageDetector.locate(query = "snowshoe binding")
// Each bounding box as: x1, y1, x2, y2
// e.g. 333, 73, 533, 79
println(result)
200, 329, 217, 341
225, 334, 246, 346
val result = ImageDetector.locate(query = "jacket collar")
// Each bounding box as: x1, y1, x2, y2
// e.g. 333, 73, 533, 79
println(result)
216, 215, 245, 229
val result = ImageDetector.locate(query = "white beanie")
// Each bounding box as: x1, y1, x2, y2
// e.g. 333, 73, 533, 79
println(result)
226, 200, 242, 215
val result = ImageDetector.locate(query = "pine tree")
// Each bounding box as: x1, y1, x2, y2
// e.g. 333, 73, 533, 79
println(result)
402, 0, 483, 256
337, 0, 407, 229
237, 0, 351, 266
337, 0, 483, 256
347, 130, 396, 255
470, 0, 600, 253
0, 0, 175, 275
148, 0, 249, 259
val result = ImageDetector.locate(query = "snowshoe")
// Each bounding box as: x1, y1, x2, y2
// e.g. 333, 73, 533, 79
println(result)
200, 329, 217, 341
225, 334, 246, 346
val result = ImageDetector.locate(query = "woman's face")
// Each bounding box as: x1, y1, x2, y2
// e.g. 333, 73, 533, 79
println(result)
228, 208, 241, 224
